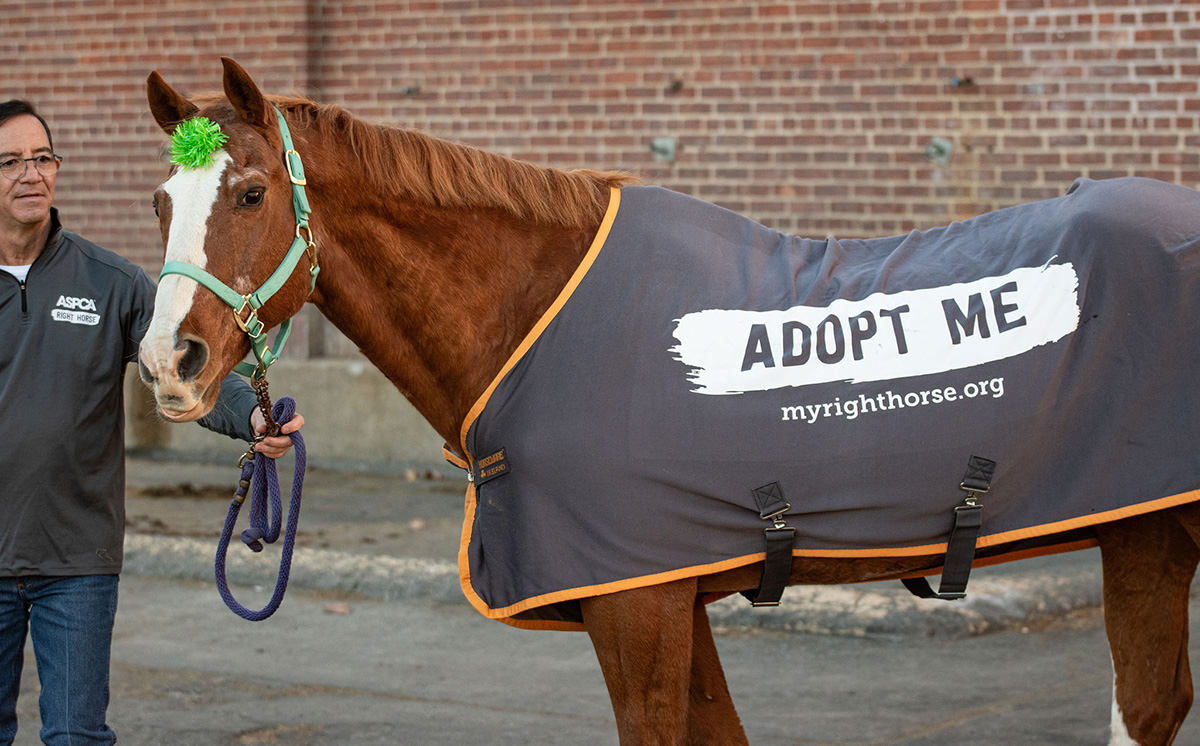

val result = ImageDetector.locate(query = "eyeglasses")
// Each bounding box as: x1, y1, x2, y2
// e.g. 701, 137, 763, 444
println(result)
0, 154, 62, 181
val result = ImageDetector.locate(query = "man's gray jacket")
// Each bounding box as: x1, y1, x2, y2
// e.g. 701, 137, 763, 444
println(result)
0, 210, 257, 576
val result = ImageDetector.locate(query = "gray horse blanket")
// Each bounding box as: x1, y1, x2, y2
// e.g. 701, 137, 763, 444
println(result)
453, 177, 1200, 630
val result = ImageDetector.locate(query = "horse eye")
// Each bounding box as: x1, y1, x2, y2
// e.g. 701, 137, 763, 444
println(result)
240, 189, 264, 207
152, 201, 159, 218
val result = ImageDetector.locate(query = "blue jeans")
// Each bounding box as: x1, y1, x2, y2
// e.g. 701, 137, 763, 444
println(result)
0, 575, 119, 746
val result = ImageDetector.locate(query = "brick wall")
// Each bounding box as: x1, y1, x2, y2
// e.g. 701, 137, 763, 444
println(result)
4, 0, 1198, 357
2, 0, 318, 268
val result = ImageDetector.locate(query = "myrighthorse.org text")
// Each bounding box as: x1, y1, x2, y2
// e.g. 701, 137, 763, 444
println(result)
780, 377, 1005, 423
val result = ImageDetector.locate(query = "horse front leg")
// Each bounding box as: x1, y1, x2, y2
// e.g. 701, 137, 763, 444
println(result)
687, 598, 748, 745
1098, 508, 1200, 746
581, 578, 698, 746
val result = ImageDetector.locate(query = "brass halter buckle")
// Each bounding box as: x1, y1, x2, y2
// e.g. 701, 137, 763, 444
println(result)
296, 224, 319, 284
285, 149, 307, 186
233, 296, 265, 339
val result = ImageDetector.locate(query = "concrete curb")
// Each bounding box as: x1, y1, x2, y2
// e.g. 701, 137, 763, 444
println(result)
124, 534, 464, 605
123, 534, 1103, 637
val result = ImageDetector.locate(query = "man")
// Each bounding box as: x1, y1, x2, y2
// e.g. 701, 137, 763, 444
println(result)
0, 100, 302, 745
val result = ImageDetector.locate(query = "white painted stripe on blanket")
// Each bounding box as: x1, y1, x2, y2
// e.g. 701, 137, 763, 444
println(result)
670, 262, 1080, 395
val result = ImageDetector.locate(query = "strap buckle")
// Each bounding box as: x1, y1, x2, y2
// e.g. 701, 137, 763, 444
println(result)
285, 149, 307, 186
296, 222, 314, 247
237, 442, 261, 471
901, 455, 995, 601
960, 455, 995, 507
762, 506, 789, 530
743, 481, 796, 607
233, 296, 265, 339
297, 224, 320, 288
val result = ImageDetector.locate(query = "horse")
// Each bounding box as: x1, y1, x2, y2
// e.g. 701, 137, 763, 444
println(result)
137, 58, 1200, 746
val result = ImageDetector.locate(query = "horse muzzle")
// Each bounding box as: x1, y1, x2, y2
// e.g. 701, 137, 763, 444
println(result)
137, 335, 213, 420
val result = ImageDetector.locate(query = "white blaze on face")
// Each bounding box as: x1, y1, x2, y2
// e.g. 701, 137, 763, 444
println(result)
142, 151, 231, 377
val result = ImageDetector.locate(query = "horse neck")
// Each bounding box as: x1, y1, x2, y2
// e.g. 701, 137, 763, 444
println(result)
304, 174, 606, 448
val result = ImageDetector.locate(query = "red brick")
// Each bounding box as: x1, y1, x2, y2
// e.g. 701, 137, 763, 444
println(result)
10, 0, 1200, 321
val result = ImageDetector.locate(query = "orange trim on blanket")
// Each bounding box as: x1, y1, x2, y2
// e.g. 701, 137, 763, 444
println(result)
466, 551, 770, 625
766, 487, 1200, 559
457, 482, 481, 613
480, 538, 1107, 633
457, 187, 622, 457
459, 487, 1200, 631
973, 488, 1200, 546
441, 445, 469, 471
975, 538, 1100, 567
456, 188, 622, 622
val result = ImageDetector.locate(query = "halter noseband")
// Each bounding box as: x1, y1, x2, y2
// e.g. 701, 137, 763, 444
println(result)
159, 108, 320, 380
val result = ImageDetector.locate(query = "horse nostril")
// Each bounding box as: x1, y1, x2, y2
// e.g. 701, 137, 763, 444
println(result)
175, 338, 209, 382
138, 359, 157, 385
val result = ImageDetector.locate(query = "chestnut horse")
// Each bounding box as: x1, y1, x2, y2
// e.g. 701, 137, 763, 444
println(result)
138, 58, 1200, 746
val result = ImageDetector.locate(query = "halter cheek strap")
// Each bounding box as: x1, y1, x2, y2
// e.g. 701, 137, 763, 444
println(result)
159, 108, 320, 379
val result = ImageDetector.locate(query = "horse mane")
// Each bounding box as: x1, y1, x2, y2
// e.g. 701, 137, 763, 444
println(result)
247, 95, 637, 227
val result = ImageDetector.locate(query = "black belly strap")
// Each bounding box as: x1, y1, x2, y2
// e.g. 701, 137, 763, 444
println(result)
901, 455, 996, 601
742, 482, 796, 607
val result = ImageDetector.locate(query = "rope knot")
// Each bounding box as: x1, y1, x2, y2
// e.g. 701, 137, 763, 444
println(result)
241, 528, 265, 552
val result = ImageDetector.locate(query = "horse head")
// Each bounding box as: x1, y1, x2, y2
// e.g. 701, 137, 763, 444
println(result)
139, 58, 315, 421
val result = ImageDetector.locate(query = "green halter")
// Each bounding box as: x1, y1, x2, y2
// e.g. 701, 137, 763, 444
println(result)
159, 109, 320, 379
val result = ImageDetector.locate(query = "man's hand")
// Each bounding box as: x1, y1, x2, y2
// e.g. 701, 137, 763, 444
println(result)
250, 408, 306, 459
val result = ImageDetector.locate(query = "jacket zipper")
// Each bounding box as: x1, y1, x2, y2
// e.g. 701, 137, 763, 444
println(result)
19, 280, 28, 314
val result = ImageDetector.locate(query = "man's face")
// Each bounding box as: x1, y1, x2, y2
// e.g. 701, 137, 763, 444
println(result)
0, 114, 55, 231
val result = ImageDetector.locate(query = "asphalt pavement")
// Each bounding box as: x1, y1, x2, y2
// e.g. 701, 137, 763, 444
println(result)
8, 454, 1198, 744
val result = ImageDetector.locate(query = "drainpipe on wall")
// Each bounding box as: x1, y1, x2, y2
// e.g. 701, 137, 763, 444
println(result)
304, 0, 328, 359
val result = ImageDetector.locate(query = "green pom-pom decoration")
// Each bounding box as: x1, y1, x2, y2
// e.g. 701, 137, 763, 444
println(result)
170, 117, 228, 170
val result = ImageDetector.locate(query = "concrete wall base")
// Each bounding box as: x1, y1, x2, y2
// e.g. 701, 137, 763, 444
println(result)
125, 360, 450, 472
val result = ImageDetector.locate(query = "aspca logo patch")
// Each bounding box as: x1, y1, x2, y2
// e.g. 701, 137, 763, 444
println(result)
51, 295, 100, 326
56, 295, 98, 311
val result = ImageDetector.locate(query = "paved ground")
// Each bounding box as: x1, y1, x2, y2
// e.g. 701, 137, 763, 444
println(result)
11, 577, 1200, 745
7, 455, 1198, 744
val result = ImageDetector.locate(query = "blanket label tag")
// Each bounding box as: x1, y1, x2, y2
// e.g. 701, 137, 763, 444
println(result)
475, 448, 511, 485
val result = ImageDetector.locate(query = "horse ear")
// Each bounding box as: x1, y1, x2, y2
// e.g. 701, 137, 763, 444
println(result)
221, 57, 272, 132
146, 71, 199, 134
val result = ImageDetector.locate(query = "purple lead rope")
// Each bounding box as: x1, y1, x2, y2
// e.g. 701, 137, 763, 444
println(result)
214, 396, 306, 621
